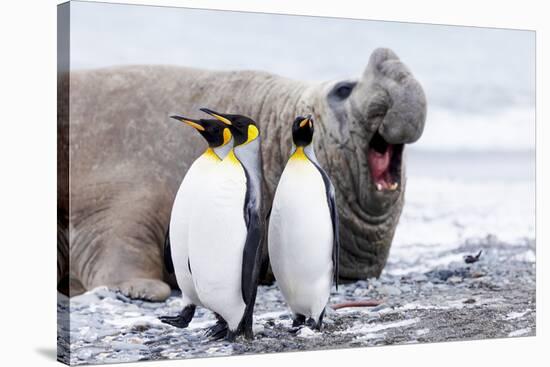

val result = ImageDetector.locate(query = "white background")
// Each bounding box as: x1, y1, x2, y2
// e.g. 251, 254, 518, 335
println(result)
0, 0, 546, 365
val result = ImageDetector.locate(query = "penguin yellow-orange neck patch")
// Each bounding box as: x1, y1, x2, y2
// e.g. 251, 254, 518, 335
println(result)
226, 149, 241, 165
204, 147, 222, 161
290, 146, 308, 161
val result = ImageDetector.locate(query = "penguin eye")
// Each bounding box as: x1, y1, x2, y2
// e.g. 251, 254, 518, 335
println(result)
330, 82, 356, 101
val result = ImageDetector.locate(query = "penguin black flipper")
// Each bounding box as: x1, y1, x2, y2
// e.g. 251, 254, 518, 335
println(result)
310, 162, 340, 290
241, 205, 262, 304
240, 168, 263, 338
163, 227, 175, 275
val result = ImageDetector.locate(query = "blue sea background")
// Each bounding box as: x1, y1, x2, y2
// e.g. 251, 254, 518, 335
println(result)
70, 2, 535, 267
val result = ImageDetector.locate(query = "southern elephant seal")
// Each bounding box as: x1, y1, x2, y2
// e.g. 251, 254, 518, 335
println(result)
57, 48, 426, 300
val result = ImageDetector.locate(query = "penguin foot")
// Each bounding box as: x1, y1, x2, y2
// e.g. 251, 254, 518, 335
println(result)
243, 325, 254, 340
292, 314, 306, 327
225, 330, 238, 342
306, 308, 326, 331
306, 317, 323, 331
159, 315, 188, 328
159, 304, 196, 328
204, 320, 228, 340
288, 326, 302, 335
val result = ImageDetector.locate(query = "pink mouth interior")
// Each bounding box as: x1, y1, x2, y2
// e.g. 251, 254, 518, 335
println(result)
367, 144, 394, 190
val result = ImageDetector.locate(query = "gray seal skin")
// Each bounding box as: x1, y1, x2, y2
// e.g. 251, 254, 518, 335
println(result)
58, 48, 426, 300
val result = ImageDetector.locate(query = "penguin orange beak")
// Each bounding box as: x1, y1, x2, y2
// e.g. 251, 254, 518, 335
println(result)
200, 108, 232, 126
299, 115, 313, 128
170, 115, 205, 131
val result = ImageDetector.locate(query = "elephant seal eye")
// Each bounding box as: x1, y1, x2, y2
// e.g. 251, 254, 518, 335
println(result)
331, 82, 356, 100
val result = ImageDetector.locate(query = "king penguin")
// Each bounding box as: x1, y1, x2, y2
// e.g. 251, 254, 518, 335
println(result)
267, 115, 339, 331
187, 108, 263, 341
159, 115, 233, 330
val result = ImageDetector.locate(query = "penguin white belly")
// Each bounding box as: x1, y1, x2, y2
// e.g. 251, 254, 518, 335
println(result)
188, 157, 247, 331
170, 153, 219, 307
268, 157, 333, 320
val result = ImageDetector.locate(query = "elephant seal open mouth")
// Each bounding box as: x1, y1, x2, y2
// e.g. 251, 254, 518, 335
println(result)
368, 132, 404, 193
58, 48, 426, 300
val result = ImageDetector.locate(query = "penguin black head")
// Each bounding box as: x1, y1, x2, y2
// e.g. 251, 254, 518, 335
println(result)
200, 108, 259, 147
170, 115, 232, 148
292, 115, 314, 147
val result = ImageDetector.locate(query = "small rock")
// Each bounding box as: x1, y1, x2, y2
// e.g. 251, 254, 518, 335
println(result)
140, 301, 163, 310
75, 347, 102, 360
111, 341, 148, 351
400, 284, 412, 293
464, 250, 483, 264
93, 287, 117, 300
427, 269, 455, 281
370, 304, 389, 313
422, 282, 434, 291
83, 332, 99, 343
185, 334, 200, 342
463, 298, 476, 304
253, 324, 265, 335
471, 271, 486, 278
296, 327, 318, 338
447, 276, 463, 284
412, 274, 428, 282
353, 288, 367, 297
367, 315, 381, 323
379, 285, 402, 296
368, 279, 382, 288
71, 293, 101, 305
416, 328, 429, 336
76, 348, 92, 361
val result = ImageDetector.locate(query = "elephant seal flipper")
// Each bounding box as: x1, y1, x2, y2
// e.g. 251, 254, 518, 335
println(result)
114, 278, 171, 302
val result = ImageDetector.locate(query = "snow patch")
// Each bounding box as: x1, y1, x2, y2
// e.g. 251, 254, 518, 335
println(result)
296, 327, 321, 338
508, 328, 531, 337
505, 310, 530, 321
341, 318, 420, 335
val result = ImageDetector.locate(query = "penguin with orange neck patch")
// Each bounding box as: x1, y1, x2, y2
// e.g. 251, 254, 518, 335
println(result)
268, 115, 339, 331
160, 115, 233, 330
187, 108, 264, 341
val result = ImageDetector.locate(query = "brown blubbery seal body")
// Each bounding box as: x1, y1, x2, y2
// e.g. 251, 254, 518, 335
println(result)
57, 48, 426, 300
